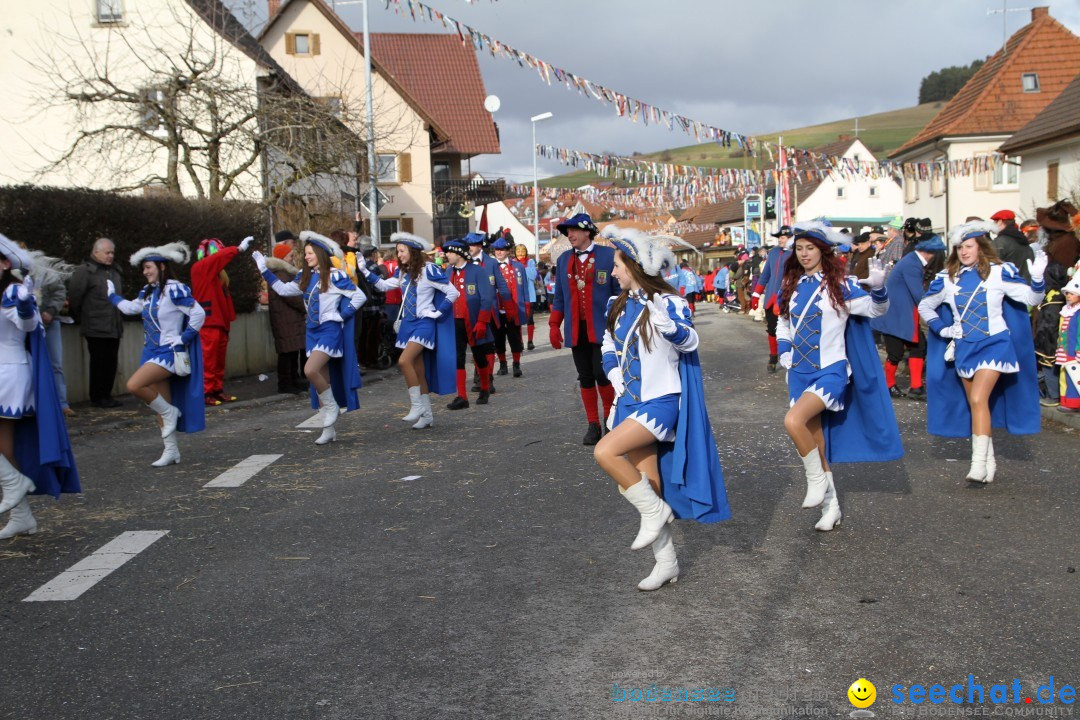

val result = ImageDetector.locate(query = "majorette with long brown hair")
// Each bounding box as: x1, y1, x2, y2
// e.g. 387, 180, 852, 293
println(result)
254, 232, 365, 445
918, 220, 1046, 484
776, 221, 902, 532
594, 226, 729, 592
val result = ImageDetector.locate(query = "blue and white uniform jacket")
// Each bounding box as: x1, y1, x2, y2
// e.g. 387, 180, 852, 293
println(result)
777, 274, 888, 373
917, 262, 1044, 340
112, 280, 206, 349
601, 293, 698, 402
368, 263, 459, 320
267, 268, 366, 327
0, 284, 37, 365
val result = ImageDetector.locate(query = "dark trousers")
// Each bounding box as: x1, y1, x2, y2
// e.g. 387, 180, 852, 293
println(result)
493, 318, 524, 358
571, 323, 609, 389
765, 305, 778, 337
455, 319, 491, 369
277, 350, 302, 389
358, 310, 383, 367
883, 331, 926, 364
85, 336, 120, 402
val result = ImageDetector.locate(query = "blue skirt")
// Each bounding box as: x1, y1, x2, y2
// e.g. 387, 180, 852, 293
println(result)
954, 332, 1019, 379
307, 322, 344, 358
141, 344, 175, 372
788, 361, 849, 412
397, 316, 436, 350
0, 363, 34, 419
610, 392, 679, 442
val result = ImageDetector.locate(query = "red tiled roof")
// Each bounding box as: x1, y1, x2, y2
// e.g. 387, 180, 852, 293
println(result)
368, 33, 500, 157
999, 71, 1080, 154
891, 7, 1080, 158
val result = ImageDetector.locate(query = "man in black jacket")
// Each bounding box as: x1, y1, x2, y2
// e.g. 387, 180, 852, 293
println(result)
991, 209, 1034, 281
67, 238, 125, 408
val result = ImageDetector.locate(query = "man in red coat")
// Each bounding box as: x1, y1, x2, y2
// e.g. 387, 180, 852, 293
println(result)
191, 236, 254, 405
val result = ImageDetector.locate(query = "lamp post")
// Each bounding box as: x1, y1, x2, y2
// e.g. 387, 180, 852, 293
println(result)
531, 112, 553, 264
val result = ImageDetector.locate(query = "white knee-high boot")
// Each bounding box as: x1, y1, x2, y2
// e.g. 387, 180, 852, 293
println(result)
0, 456, 35, 514
402, 386, 423, 423
620, 474, 674, 551
966, 435, 990, 482
148, 394, 181, 437
412, 393, 433, 430
800, 448, 828, 508
815, 472, 842, 531
637, 525, 679, 591
316, 388, 339, 445
984, 437, 996, 483
151, 433, 181, 467
0, 498, 36, 539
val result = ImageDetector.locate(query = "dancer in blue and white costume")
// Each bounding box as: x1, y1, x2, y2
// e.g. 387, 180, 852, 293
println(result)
253, 232, 365, 445
596, 227, 729, 591
0, 235, 80, 538
918, 220, 1046, 484
777, 221, 902, 531
109, 242, 206, 466
360, 232, 458, 430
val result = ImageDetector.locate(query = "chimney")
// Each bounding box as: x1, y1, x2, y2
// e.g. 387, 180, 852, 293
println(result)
268, 0, 281, 17
1031, 6, 1049, 21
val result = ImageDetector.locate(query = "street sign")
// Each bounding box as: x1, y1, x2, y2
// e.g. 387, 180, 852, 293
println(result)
744, 194, 762, 219
360, 187, 389, 215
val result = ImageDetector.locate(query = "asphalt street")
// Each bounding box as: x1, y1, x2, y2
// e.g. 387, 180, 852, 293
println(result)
3, 303, 1077, 720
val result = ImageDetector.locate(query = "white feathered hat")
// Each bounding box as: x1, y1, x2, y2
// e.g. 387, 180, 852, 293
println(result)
1062, 275, 1080, 296
947, 220, 997, 250
131, 241, 191, 266
0, 233, 33, 270
390, 231, 434, 252
792, 219, 848, 247
299, 230, 344, 261
600, 225, 696, 277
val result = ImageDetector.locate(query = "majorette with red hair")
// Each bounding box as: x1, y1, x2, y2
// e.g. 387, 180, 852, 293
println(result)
549, 213, 622, 445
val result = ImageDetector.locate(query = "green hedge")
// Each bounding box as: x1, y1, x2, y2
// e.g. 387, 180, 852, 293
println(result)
0, 185, 268, 313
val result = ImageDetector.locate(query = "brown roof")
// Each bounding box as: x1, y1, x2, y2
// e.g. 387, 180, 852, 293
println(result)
891, 7, 1080, 158
999, 71, 1080, 154
368, 34, 500, 157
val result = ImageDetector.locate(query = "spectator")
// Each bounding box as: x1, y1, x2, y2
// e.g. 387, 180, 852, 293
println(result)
991, 209, 1034, 281
713, 264, 730, 304
1036, 200, 1080, 269
67, 238, 124, 408
900, 218, 921, 257
847, 232, 876, 280
265, 243, 307, 394
1034, 262, 1069, 406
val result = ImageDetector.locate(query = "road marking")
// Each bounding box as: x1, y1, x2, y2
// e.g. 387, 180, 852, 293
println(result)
296, 413, 323, 429
23, 531, 169, 602
396, 475, 422, 482
203, 454, 283, 488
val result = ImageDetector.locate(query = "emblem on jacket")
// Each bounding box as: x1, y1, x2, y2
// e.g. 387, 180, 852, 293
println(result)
596, 271, 608, 285
467, 284, 476, 296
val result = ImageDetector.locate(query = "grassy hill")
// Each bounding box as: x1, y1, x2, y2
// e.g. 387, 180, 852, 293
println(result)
539, 102, 943, 189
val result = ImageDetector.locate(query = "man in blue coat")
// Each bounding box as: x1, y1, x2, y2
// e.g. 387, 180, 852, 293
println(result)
870, 234, 945, 400
549, 213, 621, 445
751, 225, 793, 372
443, 238, 496, 409
466, 232, 510, 393
491, 236, 529, 377
676, 262, 700, 315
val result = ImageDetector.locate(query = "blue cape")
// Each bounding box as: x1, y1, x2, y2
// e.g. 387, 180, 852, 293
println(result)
423, 294, 458, 396
822, 315, 905, 463
14, 325, 80, 497
657, 351, 731, 523
926, 299, 1040, 437
309, 315, 362, 412
173, 333, 206, 433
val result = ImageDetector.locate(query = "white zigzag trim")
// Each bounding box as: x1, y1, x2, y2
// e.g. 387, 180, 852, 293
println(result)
146, 357, 175, 372
957, 359, 1019, 379
625, 410, 675, 442
397, 334, 435, 350
311, 343, 343, 358
789, 384, 844, 412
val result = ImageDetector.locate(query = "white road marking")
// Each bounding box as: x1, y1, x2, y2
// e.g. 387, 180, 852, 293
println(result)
23, 531, 169, 602
296, 413, 323, 429
398, 475, 422, 482
202, 454, 284, 488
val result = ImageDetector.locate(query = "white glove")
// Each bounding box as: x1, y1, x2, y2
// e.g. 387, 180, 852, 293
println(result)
1028, 248, 1048, 283
860, 257, 886, 290
239, 235, 254, 253
424, 310, 442, 319
646, 293, 677, 335
779, 351, 793, 369
939, 322, 963, 339
251, 250, 268, 273
606, 367, 625, 397
15, 276, 33, 300
106, 279, 116, 297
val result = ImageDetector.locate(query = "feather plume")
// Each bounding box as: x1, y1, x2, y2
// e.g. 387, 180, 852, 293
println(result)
299, 230, 344, 260
130, 241, 191, 266
792, 220, 848, 246
390, 231, 434, 252
947, 220, 997, 249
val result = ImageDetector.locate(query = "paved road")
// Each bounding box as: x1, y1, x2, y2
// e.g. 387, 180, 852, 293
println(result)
3, 304, 1077, 719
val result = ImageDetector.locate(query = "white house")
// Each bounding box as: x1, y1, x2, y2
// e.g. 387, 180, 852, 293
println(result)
793, 137, 903, 227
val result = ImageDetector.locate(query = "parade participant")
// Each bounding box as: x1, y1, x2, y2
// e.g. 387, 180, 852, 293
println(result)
1055, 274, 1080, 413
751, 225, 793, 373
1037, 200, 1080, 269
919, 221, 1047, 484
676, 262, 700, 315
491, 236, 527, 377
253, 232, 365, 444
107, 243, 206, 466
871, 234, 946, 400
595, 227, 729, 591
713, 263, 730, 305
191, 235, 254, 406
900, 218, 921, 257
443, 238, 495, 409
1033, 262, 1069, 406
991, 210, 1034, 282
0, 236, 80, 538
777, 221, 901, 531
360, 232, 458, 429
549, 213, 621, 445
515, 243, 538, 350
466, 232, 509, 394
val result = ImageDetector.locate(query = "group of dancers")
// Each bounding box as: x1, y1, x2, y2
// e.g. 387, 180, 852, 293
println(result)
0, 210, 1054, 593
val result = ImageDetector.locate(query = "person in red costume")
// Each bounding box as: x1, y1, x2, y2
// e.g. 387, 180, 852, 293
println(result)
191, 235, 254, 405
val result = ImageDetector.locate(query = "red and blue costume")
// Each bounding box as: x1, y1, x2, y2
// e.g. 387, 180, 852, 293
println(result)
191, 238, 244, 403
445, 239, 496, 406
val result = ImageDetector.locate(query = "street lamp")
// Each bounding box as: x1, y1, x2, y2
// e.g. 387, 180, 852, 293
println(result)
531, 111, 553, 264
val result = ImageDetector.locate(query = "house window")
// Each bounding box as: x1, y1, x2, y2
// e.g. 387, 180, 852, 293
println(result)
1048, 161, 1059, 199
285, 32, 320, 56
1021, 72, 1040, 93
992, 155, 1020, 189
139, 88, 167, 137
379, 219, 399, 238
905, 174, 919, 203
869, 185, 878, 198
836, 186, 846, 199
376, 154, 397, 183
96, 0, 123, 23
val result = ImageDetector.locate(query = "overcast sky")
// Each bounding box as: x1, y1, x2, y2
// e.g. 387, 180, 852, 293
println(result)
235, 0, 1080, 183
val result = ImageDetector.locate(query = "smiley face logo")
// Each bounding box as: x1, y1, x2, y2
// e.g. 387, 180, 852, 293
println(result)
848, 679, 876, 709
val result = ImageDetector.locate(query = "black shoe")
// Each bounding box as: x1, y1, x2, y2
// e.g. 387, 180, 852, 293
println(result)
447, 396, 470, 410
476, 390, 490, 405
889, 385, 906, 399
527, 341, 535, 350
906, 386, 926, 401
513, 363, 523, 378
497, 363, 509, 376
767, 363, 777, 374
582, 422, 602, 446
